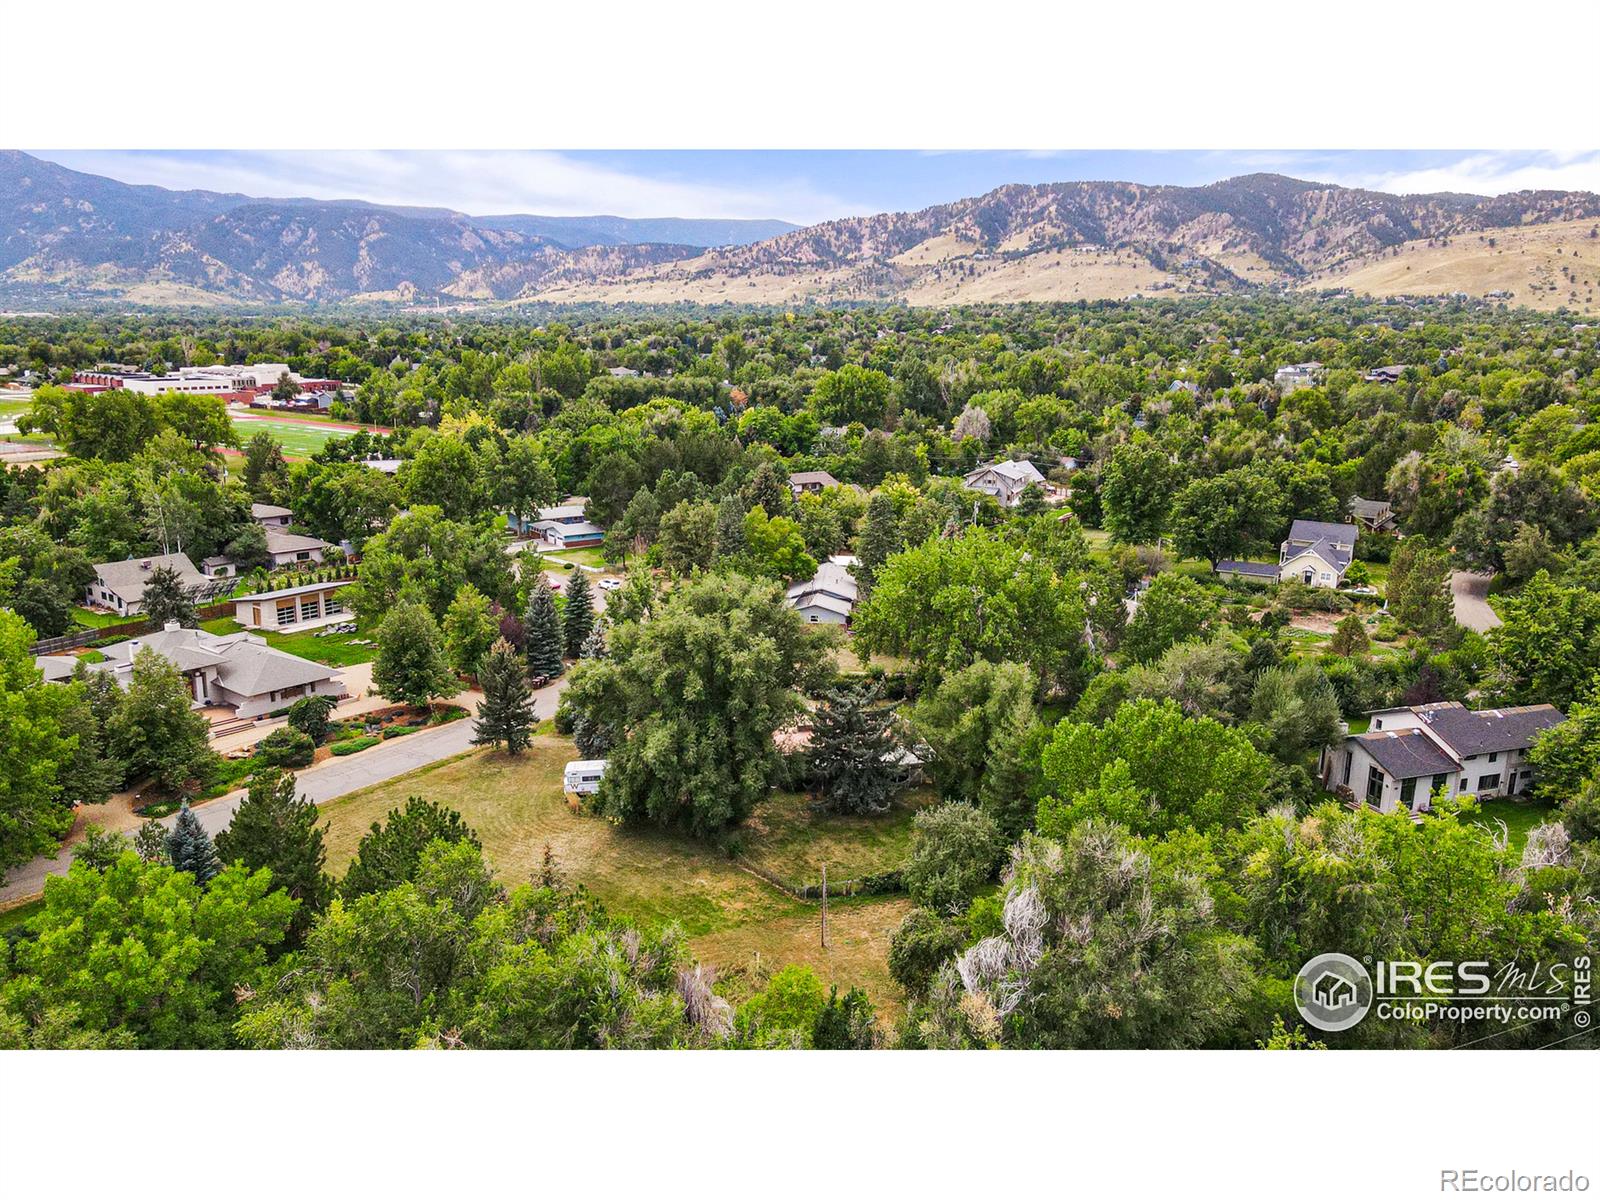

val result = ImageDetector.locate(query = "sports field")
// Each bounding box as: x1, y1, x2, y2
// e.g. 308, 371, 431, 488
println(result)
229, 413, 376, 458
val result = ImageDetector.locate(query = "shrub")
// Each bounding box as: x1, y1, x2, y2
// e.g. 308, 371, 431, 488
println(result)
903, 803, 1004, 913
331, 737, 380, 756
287, 695, 338, 744
254, 727, 315, 769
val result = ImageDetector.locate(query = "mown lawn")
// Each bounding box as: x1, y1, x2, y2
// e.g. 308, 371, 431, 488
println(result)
0, 898, 43, 933
315, 737, 914, 1010
72, 606, 133, 630
737, 788, 933, 888
228, 416, 351, 458
202, 616, 377, 666
1470, 796, 1556, 853
543, 548, 608, 570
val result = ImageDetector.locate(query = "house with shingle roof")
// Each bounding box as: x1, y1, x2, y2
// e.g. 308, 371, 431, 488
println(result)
1347, 496, 1398, 533
789, 470, 841, 496
963, 459, 1047, 508
1278, 519, 1359, 588
263, 529, 331, 568
86, 553, 208, 616
1320, 701, 1565, 814
54, 620, 347, 720
785, 558, 860, 625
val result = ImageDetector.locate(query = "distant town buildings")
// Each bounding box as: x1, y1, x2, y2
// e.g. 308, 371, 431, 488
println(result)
1273, 362, 1323, 393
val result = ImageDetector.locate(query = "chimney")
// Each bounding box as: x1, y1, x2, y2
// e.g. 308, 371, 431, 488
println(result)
164, 620, 181, 632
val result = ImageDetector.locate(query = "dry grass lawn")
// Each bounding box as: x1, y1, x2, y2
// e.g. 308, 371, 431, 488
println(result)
315, 736, 914, 1009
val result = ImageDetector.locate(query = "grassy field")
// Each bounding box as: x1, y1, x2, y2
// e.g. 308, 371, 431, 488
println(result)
0, 898, 44, 933
544, 548, 609, 570
72, 606, 134, 630
315, 738, 914, 1009
202, 616, 377, 666
229, 416, 357, 458
737, 788, 931, 887
1470, 796, 1556, 853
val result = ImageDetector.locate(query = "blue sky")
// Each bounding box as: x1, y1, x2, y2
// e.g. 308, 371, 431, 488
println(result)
33, 149, 1600, 225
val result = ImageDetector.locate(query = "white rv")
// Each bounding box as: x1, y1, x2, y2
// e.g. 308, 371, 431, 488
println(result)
563, 759, 608, 794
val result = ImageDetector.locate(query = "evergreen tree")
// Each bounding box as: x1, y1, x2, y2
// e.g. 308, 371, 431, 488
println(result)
1329, 612, 1370, 657
214, 769, 331, 947
107, 647, 218, 793
473, 638, 536, 755
563, 570, 596, 658
857, 491, 900, 590
524, 581, 564, 679
340, 797, 481, 900
141, 564, 197, 628
580, 620, 607, 660
713, 493, 747, 559
808, 683, 905, 815
811, 985, 878, 1050
166, 802, 220, 885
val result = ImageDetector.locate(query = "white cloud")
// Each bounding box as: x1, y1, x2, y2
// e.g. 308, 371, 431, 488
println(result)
33, 150, 853, 223
1333, 151, 1600, 197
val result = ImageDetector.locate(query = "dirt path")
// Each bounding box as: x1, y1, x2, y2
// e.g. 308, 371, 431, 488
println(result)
1451, 571, 1503, 633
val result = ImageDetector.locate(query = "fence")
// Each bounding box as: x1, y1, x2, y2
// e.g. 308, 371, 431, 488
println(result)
733, 857, 904, 901
29, 600, 242, 655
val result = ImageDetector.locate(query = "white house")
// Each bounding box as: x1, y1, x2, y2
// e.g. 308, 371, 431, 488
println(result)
962, 460, 1047, 508
85, 553, 208, 616
252, 502, 294, 530
1320, 701, 1566, 815
1278, 519, 1358, 587
264, 529, 329, 568
63, 621, 346, 720
233, 579, 353, 633
1274, 362, 1322, 393
509, 502, 606, 550
785, 558, 859, 625
564, 759, 608, 794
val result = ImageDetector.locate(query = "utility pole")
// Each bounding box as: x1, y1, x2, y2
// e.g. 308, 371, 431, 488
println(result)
820, 864, 828, 948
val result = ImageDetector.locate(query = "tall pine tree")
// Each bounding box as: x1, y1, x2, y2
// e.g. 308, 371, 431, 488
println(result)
580, 620, 608, 660
214, 768, 331, 946
473, 638, 536, 755
563, 571, 596, 658
808, 683, 906, 815
856, 492, 901, 592
524, 581, 565, 680
166, 801, 220, 885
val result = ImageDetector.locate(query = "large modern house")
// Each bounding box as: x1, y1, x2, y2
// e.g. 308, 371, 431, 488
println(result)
86, 553, 208, 616
963, 460, 1047, 508
785, 556, 860, 625
1320, 701, 1566, 815
38, 621, 346, 720
1215, 518, 1360, 589
509, 502, 606, 550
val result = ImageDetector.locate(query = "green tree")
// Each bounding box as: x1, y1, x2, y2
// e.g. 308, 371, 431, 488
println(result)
214, 768, 332, 947
1101, 439, 1176, 545
242, 431, 289, 502
373, 601, 458, 709
738, 964, 829, 1048
903, 803, 1004, 914
810, 364, 892, 427
910, 660, 1041, 834
856, 490, 901, 590
812, 985, 879, 1049
442, 582, 499, 677
340, 797, 482, 900
1121, 572, 1219, 664
1526, 703, 1600, 804
742, 504, 817, 580
853, 528, 1090, 696
286, 694, 337, 744
563, 570, 596, 659
1037, 698, 1276, 838
107, 647, 218, 793
166, 801, 221, 884
888, 907, 966, 998
345, 506, 511, 623
657, 499, 719, 576
1486, 571, 1600, 709
1386, 539, 1454, 642
140, 563, 197, 628
473, 638, 536, 755
563, 573, 831, 837
1329, 612, 1370, 657
1247, 662, 1344, 765
1170, 466, 1284, 567
524, 580, 565, 679
807, 683, 905, 815
0, 854, 294, 1048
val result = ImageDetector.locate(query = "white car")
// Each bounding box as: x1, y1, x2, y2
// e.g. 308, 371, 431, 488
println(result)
599, 578, 623, 591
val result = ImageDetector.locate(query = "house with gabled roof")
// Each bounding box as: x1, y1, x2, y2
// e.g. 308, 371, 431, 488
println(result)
963, 459, 1047, 508
86, 552, 208, 616
1346, 496, 1398, 533
1278, 519, 1359, 588
1320, 701, 1566, 814
785, 558, 860, 625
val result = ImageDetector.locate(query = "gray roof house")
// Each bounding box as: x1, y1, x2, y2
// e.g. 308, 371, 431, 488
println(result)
251, 502, 294, 529
1347, 496, 1397, 533
45, 621, 347, 721
1279, 519, 1359, 588
1320, 701, 1565, 815
263, 529, 329, 567
786, 559, 860, 625
789, 470, 842, 496
963, 460, 1046, 508
86, 553, 208, 616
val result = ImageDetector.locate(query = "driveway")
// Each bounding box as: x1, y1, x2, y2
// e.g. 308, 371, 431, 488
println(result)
1451, 571, 1502, 633
0, 675, 570, 904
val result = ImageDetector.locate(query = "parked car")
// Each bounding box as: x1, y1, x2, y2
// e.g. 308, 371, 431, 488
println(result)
599, 578, 623, 591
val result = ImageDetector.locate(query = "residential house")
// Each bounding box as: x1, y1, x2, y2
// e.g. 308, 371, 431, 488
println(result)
1320, 702, 1566, 814
233, 579, 353, 633
785, 558, 859, 625
53, 621, 346, 720
962, 460, 1047, 508
789, 469, 841, 497
1274, 362, 1322, 392
509, 501, 607, 549
1213, 518, 1360, 589
1364, 364, 1407, 384
86, 553, 208, 616
252, 502, 294, 530
1347, 496, 1398, 533
264, 529, 329, 568
200, 555, 238, 579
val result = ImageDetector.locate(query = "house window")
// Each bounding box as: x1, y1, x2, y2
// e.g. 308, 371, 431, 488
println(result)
324, 595, 344, 615
1373, 718, 1383, 730
300, 597, 321, 621
1460, 777, 1469, 791
1430, 773, 1449, 797
296, 551, 311, 562
1365, 765, 1385, 806
1477, 774, 1501, 792
276, 602, 296, 626
1488, 751, 1498, 763
1340, 751, 1353, 786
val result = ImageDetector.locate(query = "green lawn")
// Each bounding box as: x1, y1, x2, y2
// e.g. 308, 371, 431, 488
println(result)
314, 738, 914, 1009
544, 548, 609, 570
72, 606, 133, 630
0, 898, 43, 933
202, 616, 377, 666
1470, 796, 1556, 853
737, 788, 933, 888
229, 416, 356, 458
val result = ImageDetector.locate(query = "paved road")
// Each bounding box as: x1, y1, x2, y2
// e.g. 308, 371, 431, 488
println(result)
0, 677, 569, 903
1451, 571, 1503, 633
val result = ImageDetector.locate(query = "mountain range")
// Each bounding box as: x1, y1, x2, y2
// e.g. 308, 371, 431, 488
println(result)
4, 150, 1599, 310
